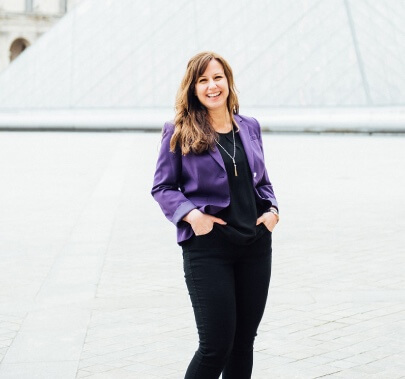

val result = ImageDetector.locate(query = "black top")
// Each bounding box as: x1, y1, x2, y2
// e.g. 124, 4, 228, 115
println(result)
214, 127, 267, 244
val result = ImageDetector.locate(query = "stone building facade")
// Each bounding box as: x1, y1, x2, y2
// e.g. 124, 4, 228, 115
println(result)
0, 0, 82, 72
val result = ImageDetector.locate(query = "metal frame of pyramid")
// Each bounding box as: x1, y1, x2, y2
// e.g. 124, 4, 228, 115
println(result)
0, 0, 404, 132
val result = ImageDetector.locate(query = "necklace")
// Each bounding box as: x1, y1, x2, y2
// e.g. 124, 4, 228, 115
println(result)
215, 126, 238, 176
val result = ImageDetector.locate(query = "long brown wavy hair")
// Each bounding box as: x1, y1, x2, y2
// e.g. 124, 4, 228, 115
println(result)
170, 51, 239, 155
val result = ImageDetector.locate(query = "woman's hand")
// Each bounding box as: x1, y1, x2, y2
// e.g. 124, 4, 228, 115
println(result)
183, 209, 227, 236
256, 211, 278, 232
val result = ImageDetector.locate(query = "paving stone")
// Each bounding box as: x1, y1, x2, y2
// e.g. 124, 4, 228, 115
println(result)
0, 132, 404, 378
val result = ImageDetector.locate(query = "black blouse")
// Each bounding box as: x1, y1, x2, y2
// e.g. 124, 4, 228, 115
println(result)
214, 127, 267, 245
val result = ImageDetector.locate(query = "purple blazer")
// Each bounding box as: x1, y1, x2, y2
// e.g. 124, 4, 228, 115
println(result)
151, 114, 278, 244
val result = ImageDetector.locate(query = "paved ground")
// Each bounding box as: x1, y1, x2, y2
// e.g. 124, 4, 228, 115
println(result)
0, 130, 404, 378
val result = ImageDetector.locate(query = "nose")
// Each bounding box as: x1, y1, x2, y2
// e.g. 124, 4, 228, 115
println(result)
208, 79, 217, 89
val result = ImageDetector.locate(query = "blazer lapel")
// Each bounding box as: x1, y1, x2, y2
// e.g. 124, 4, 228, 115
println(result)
207, 114, 255, 173
208, 143, 226, 171
235, 115, 255, 173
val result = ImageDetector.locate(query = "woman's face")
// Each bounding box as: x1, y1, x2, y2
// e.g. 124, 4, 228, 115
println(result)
194, 59, 229, 112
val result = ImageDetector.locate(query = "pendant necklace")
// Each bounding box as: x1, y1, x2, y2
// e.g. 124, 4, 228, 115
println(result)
215, 126, 238, 176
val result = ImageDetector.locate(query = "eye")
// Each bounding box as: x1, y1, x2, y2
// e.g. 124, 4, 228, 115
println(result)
199, 78, 206, 83
215, 76, 222, 79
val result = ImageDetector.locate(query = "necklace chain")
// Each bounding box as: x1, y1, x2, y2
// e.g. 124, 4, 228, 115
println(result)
215, 126, 238, 176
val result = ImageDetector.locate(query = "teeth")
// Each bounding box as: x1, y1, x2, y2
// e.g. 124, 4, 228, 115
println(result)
207, 92, 220, 97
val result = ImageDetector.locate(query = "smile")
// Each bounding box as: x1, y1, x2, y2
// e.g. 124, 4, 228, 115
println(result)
207, 92, 221, 98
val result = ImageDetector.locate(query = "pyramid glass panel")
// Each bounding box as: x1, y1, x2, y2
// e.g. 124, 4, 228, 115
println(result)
0, 0, 404, 110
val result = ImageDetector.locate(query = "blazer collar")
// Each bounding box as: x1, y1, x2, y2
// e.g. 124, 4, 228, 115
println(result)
207, 138, 225, 171
208, 114, 255, 173
234, 115, 255, 173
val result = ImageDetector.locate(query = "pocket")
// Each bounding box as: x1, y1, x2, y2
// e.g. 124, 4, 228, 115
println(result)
195, 224, 216, 238
260, 222, 272, 234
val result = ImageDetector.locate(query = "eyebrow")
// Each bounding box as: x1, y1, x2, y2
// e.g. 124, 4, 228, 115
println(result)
199, 72, 224, 78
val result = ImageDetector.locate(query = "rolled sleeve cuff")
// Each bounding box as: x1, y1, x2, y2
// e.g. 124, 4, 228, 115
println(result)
264, 204, 279, 214
172, 200, 197, 225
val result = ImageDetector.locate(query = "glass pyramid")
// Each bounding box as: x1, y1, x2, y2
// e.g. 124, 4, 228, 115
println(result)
0, 0, 404, 111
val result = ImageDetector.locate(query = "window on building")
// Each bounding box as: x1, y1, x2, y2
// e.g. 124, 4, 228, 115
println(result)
60, 0, 67, 13
10, 38, 30, 62
25, 0, 33, 12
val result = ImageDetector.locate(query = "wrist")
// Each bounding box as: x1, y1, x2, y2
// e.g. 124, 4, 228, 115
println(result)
183, 208, 200, 223
269, 207, 279, 223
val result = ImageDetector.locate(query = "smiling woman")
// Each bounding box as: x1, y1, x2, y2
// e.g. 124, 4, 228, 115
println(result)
170, 52, 240, 155
151, 51, 279, 379
194, 59, 230, 120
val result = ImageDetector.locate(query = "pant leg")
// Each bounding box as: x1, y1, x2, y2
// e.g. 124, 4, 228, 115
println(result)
182, 231, 237, 379
222, 231, 272, 379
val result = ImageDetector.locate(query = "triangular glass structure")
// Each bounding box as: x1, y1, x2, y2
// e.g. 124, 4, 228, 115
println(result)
0, 0, 404, 111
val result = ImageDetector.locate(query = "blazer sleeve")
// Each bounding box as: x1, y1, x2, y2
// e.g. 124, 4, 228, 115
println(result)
151, 122, 197, 225
253, 117, 279, 212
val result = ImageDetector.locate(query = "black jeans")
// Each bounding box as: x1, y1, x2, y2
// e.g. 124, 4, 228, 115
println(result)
181, 224, 272, 379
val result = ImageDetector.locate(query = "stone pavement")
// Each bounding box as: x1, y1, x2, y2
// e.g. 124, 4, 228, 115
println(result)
0, 131, 404, 378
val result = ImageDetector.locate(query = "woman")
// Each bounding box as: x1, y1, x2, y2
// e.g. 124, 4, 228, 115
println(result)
151, 51, 279, 379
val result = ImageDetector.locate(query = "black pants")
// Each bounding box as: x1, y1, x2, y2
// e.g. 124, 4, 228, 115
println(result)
181, 224, 272, 379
